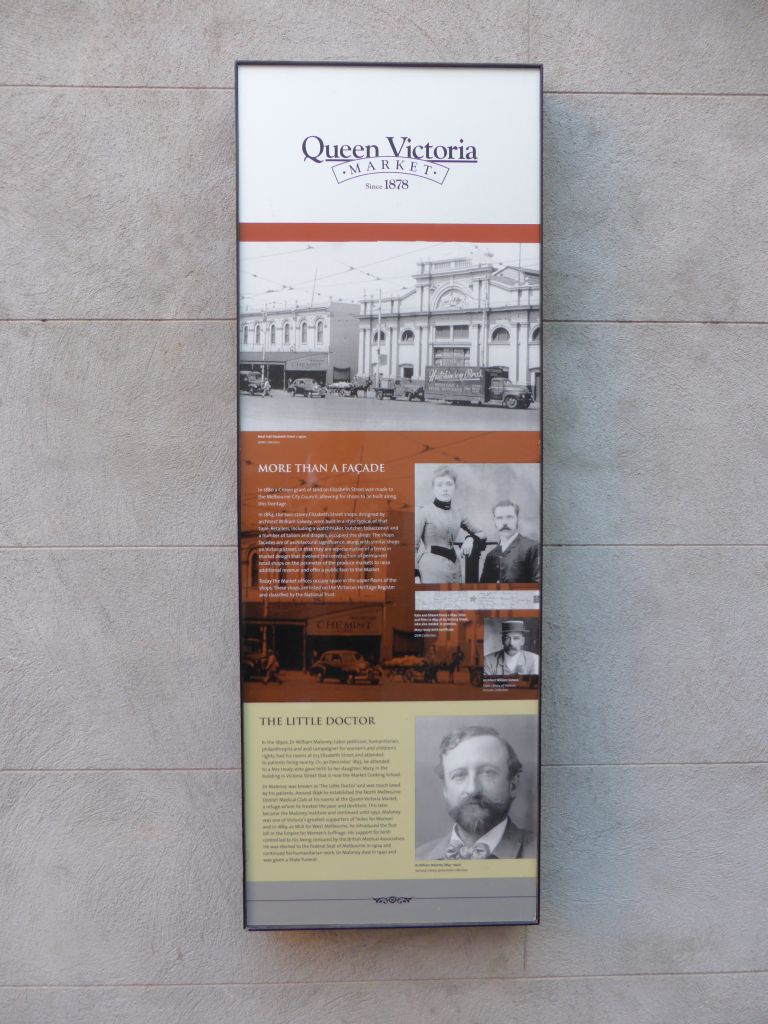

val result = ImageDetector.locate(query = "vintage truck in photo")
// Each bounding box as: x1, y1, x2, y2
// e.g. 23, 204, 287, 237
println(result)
423, 365, 534, 408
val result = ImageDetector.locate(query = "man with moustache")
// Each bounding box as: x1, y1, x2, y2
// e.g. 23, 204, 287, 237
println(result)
479, 500, 540, 584
483, 620, 539, 678
415, 726, 536, 860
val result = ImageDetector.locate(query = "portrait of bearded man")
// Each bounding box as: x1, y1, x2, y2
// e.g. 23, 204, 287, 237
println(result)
415, 725, 537, 860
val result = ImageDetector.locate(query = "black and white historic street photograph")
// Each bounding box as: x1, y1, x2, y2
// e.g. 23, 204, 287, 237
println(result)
239, 240, 540, 431
414, 463, 540, 585
414, 716, 538, 860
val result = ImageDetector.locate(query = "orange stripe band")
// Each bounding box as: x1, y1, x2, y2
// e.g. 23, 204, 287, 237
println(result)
238, 223, 540, 243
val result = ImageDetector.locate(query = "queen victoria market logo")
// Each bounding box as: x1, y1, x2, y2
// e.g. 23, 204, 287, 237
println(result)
301, 134, 478, 185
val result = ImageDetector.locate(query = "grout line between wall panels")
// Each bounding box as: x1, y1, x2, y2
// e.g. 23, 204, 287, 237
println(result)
0, 318, 236, 324
0, 967, 767, 987
0, 83, 234, 91
546, 89, 768, 98
0, 545, 238, 551
2, 84, 768, 98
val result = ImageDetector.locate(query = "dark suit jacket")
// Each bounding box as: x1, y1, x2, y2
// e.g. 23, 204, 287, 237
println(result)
415, 818, 537, 860
480, 534, 540, 584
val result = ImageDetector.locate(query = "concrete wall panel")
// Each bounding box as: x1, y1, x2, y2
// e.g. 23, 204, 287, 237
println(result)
0, 1, 529, 88
532, 0, 768, 94
530, 765, 768, 975
544, 323, 768, 543
0, 322, 235, 546
543, 546, 768, 765
1, 88, 233, 320
544, 95, 768, 321
0, 549, 239, 770
2, 1, 765, 1018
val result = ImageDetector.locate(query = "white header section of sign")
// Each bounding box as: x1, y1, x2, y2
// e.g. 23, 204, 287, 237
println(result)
237, 64, 541, 226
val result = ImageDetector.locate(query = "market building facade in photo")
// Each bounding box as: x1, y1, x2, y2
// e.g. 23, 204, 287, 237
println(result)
357, 258, 541, 397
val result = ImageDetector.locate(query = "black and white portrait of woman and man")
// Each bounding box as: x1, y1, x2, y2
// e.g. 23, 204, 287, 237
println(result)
414, 463, 540, 585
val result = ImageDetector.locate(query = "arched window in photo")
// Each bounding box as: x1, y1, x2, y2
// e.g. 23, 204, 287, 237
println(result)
270, 323, 276, 347
401, 329, 415, 344
301, 321, 308, 346
316, 320, 324, 346
284, 321, 291, 346
254, 324, 261, 347
491, 327, 510, 344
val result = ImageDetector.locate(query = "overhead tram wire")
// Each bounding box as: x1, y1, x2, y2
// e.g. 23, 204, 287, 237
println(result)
243, 242, 540, 306
239, 245, 315, 261
244, 279, 414, 305
248, 242, 538, 295
248, 241, 451, 290
245, 270, 420, 303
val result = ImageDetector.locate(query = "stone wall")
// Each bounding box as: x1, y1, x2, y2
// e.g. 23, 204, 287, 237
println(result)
2, 3, 767, 1021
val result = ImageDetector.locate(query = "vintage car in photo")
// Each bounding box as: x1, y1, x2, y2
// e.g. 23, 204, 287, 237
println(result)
310, 650, 381, 685
239, 371, 272, 396
286, 378, 328, 398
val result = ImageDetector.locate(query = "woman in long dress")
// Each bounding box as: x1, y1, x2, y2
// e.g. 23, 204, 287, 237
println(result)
415, 466, 485, 583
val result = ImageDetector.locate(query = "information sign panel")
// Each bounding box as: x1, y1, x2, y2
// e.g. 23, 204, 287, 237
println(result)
237, 62, 542, 929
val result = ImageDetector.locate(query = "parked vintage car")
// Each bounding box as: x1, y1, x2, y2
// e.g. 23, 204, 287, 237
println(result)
286, 378, 327, 398
239, 371, 272, 396
311, 650, 381, 685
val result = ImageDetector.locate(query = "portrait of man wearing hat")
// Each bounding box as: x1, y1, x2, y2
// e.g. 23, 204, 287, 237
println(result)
483, 619, 539, 678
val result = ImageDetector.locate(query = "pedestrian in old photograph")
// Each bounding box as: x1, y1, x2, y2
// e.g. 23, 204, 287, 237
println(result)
264, 649, 281, 684
447, 645, 464, 684
423, 648, 439, 684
